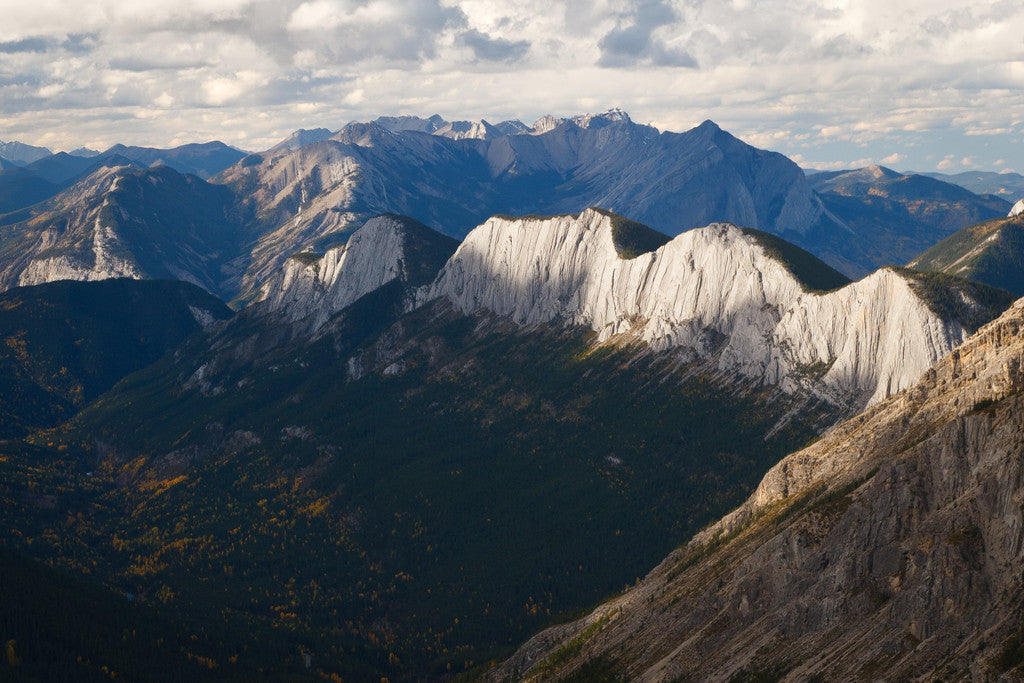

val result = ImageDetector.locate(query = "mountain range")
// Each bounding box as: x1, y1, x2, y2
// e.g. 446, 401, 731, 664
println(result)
4, 110, 1014, 306
2, 110, 1024, 680
921, 169, 1024, 201
2, 201, 1016, 678
807, 165, 1010, 274
0, 139, 53, 165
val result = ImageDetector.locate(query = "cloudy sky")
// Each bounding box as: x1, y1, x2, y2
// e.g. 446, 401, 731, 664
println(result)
1, 0, 1023, 172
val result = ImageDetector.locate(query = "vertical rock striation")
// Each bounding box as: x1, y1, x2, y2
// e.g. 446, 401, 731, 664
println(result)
425, 209, 1004, 408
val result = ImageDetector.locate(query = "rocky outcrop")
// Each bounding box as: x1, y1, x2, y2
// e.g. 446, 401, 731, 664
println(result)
1009, 198, 1024, 217
490, 297, 1024, 682
258, 214, 457, 332
426, 209, 1007, 408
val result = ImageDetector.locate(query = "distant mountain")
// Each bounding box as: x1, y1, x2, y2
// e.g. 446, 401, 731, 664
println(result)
19, 151, 111, 185
0, 154, 143, 217
0, 164, 247, 299
921, 169, 1024, 200
0, 140, 52, 165
0, 166, 59, 215
219, 112, 844, 298
808, 165, 1010, 274
69, 146, 101, 157
908, 214, 1024, 295
368, 114, 528, 138
9, 142, 247, 190
102, 141, 247, 179
266, 128, 334, 154
0, 278, 230, 438
492, 295, 1024, 681
0, 156, 16, 170
372, 113, 447, 133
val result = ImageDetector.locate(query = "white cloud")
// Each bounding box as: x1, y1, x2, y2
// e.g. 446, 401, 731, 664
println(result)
0, 0, 1020, 173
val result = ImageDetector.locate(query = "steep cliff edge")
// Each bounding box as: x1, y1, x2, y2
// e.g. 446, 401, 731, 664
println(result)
491, 297, 1024, 681
424, 208, 1010, 409
257, 213, 457, 332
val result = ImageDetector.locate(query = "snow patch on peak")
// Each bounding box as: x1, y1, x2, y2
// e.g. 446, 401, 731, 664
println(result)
426, 210, 971, 409
434, 120, 500, 140
571, 108, 632, 129
530, 109, 633, 135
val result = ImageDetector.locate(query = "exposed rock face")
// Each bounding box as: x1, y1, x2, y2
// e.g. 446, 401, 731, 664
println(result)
10, 167, 142, 288
1010, 198, 1024, 217
219, 112, 844, 298
425, 209, 1002, 408
0, 164, 243, 298
258, 214, 456, 332
490, 298, 1024, 682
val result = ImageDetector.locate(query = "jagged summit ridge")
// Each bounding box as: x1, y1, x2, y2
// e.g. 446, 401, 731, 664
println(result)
259, 214, 457, 331
424, 208, 996, 407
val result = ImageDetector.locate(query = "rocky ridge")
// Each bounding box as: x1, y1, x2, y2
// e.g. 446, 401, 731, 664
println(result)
908, 214, 1024, 296
258, 213, 457, 332
491, 295, 1024, 682
0, 164, 243, 298
218, 112, 843, 299
421, 208, 1006, 408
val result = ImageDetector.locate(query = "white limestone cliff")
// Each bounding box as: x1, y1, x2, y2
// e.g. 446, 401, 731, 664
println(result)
258, 214, 411, 329
1009, 198, 1024, 217
424, 209, 976, 407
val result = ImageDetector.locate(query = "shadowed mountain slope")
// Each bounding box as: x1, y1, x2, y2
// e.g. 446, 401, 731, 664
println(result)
491, 295, 1024, 681
909, 214, 1024, 296
0, 278, 231, 438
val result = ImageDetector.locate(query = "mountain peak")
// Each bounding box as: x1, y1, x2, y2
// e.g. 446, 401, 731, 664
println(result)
570, 108, 632, 129
259, 214, 456, 330
270, 128, 334, 153
426, 210, 1004, 409
0, 139, 53, 165
372, 114, 448, 134
433, 119, 500, 140
529, 109, 634, 134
